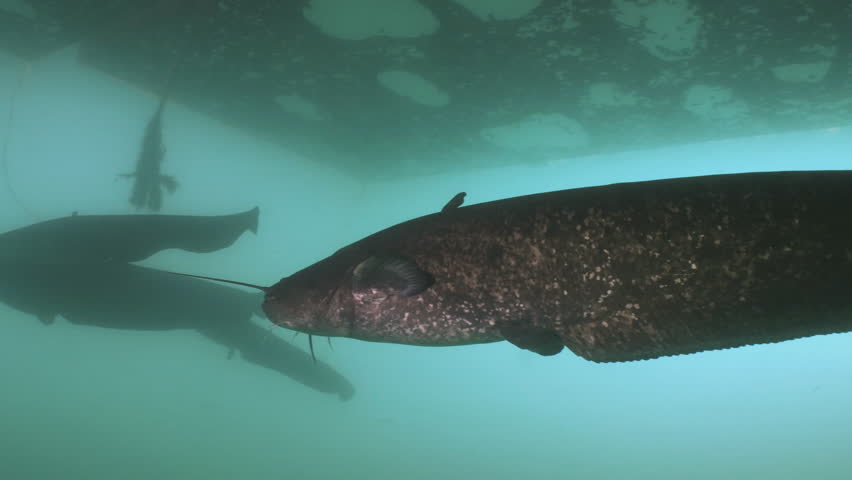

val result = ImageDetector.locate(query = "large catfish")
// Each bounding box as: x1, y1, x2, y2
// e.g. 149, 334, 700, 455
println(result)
181, 171, 852, 362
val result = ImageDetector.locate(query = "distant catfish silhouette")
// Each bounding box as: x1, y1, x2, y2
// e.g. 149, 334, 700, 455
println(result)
120, 90, 177, 212
119, 50, 184, 212
0, 207, 353, 399
0, 261, 354, 401
0, 207, 258, 264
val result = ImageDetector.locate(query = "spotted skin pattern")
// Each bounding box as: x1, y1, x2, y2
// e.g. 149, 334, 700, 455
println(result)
263, 171, 852, 362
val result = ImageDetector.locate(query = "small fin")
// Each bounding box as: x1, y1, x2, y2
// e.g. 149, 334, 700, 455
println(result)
160, 175, 179, 193
38, 313, 55, 326
441, 192, 466, 213
352, 254, 434, 298
497, 320, 563, 356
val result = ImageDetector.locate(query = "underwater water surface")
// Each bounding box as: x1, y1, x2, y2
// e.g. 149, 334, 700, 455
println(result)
1, 49, 851, 480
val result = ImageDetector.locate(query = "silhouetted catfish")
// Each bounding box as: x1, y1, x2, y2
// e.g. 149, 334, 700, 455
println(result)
120, 91, 177, 211
0, 207, 258, 263
0, 261, 354, 400
119, 52, 185, 212
176, 171, 852, 363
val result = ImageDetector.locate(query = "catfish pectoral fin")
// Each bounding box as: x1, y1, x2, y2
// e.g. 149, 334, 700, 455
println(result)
497, 320, 564, 356
352, 254, 434, 297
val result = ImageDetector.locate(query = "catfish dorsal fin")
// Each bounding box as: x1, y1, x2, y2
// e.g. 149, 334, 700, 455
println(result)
162, 270, 268, 292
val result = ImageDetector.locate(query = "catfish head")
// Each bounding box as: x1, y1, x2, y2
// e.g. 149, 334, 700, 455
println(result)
262, 258, 349, 338
262, 250, 435, 339
163, 247, 435, 345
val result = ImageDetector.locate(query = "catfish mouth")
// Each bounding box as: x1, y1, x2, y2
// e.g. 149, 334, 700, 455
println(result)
272, 318, 340, 365
284, 323, 337, 337
266, 311, 338, 338
263, 285, 347, 339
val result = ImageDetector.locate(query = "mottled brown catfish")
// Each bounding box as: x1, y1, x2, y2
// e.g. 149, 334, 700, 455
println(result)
248, 170, 852, 363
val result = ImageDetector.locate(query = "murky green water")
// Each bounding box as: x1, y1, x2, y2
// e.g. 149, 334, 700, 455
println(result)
1, 48, 851, 480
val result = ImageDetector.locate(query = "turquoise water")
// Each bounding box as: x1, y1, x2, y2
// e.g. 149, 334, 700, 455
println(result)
1, 50, 851, 480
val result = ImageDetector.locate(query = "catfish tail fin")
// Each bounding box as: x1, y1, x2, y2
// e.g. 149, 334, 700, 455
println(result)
245, 206, 260, 234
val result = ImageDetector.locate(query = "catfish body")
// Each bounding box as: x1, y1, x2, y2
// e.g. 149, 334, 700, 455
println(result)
264, 171, 852, 362
0, 261, 354, 400
0, 207, 259, 264
122, 96, 178, 212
